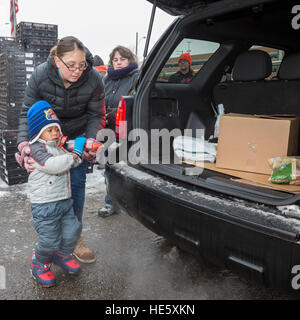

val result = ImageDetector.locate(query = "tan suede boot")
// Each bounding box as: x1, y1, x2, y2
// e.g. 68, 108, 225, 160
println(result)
73, 236, 96, 263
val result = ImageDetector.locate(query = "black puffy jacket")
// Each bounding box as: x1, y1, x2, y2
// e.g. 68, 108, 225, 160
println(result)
17, 48, 106, 144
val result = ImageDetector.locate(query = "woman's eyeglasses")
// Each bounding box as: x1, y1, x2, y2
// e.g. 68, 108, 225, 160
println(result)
57, 56, 87, 72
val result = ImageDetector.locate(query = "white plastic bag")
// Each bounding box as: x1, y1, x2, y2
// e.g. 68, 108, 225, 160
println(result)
173, 136, 217, 163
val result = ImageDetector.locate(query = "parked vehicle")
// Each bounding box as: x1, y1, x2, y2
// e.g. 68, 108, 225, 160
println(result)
105, 0, 300, 293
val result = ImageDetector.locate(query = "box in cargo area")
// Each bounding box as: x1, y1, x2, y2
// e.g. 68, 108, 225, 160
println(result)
216, 113, 300, 174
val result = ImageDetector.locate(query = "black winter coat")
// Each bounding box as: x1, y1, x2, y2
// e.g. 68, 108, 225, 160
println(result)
104, 68, 139, 130
17, 48, 106, 144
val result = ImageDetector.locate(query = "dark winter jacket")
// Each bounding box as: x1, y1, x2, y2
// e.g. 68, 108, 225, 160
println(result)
104, 66, 139, 130
168, 69, 195, 84
17, 47, 106, 144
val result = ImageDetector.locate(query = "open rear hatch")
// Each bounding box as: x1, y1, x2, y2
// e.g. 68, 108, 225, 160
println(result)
137, 0, 300, 207
146, 0, 223, 16
146, 0, 277, 15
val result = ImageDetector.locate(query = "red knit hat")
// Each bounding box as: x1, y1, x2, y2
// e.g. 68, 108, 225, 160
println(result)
178, 52, 192, 65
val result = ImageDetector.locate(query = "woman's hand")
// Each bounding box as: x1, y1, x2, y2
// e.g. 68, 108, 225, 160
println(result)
25, 157, 35, 173
82, 150, 97, 162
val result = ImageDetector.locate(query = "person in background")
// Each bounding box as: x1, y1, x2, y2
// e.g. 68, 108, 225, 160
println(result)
93, 55, 107, 170
168, 52, 195, 84
16, 36, 106, 264
26, 101, 85, 287
98, 45, 139, 218
93, 55, 107, 76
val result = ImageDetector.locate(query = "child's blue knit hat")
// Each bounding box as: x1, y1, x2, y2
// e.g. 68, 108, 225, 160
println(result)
27, 100, 62, 144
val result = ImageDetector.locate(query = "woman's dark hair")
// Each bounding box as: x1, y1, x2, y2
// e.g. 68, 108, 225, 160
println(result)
50, 36, 85, 57
109, 45, 137, 67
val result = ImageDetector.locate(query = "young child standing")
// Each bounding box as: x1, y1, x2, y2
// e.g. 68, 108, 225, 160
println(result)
26, 100, 87, 287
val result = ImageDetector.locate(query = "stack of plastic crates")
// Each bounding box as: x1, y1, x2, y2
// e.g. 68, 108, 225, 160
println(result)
0, 37, 23, 54
0, 50, 33, 185
16, 22, 58, 67
0, 51, 34, 130
0, 130, 28, 185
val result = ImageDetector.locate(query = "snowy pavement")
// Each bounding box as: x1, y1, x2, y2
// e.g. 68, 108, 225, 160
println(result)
0, 167, 297, 300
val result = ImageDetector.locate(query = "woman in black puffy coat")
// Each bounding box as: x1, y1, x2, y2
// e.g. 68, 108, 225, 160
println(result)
98, 45, 139, 217
17, 36, 106, 263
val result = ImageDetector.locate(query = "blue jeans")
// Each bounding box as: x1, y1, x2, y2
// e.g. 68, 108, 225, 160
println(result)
105, 191, 114, 209
104, 168, 117, 211
70, 159, 88, 225
31, 199, 81, 264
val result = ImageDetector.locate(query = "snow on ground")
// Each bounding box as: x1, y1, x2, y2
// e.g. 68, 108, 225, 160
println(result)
86, 167, 106, 194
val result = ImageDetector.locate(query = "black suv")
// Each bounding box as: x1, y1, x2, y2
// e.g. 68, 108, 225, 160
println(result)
105, 0, 300, 293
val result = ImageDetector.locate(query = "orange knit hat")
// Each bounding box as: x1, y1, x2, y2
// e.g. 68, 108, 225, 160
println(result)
178, 52, 192, 65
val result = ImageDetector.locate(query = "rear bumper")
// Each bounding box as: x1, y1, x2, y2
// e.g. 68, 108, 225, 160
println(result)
106, 163, 300, 293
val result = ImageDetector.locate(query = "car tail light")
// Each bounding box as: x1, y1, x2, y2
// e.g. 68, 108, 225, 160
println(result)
115, 96, 126, 139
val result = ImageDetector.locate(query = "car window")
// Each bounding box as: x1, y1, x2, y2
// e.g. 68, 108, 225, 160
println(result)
250, 45, 284, 79
157, 38, 220, 83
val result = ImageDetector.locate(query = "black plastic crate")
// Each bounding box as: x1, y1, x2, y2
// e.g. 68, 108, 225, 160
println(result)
0, 82, 26, 94
0, 155, 18, 168
0, 52, 26, 61
17, 21, 58, 32
0, 90, 25, 101
0, 37, 17, 43
22, 38, 56, 52
0, 149, 17, 163
0, 109, 21, 121
0, 157, 21, 170
0, 37, 23, 52
0, 129, 18, 139
0, 81, 26, 91
0, 73, 27, 83
0, 130, 18, 147
0, 164, 27, 176
0, 37, 23, 44
0, 64, 27, 74
0, 117, 20, 129
0, 170, 28, 185
0, 72, 27, 82
0, 77, 26, 87
0, 118, 19, 130
0, 84, 26, 93
0, 55, 29, 73
24, 44, 53, 54
0, 98, 24, 108
0, 108, 22, 123
0, 137, 19, 153
17, 29, 57, 41
0, 61, 27, 71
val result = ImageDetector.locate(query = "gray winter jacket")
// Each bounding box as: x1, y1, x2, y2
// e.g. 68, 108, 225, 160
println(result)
104, 68, 139, 130
17, 48, 106, 144
28, 139, 81, 204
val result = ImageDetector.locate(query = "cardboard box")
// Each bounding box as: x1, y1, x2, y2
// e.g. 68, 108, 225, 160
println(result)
216, 113, 300, 174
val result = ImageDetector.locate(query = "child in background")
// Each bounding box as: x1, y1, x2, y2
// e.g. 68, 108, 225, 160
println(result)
27, 100, 87, 287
